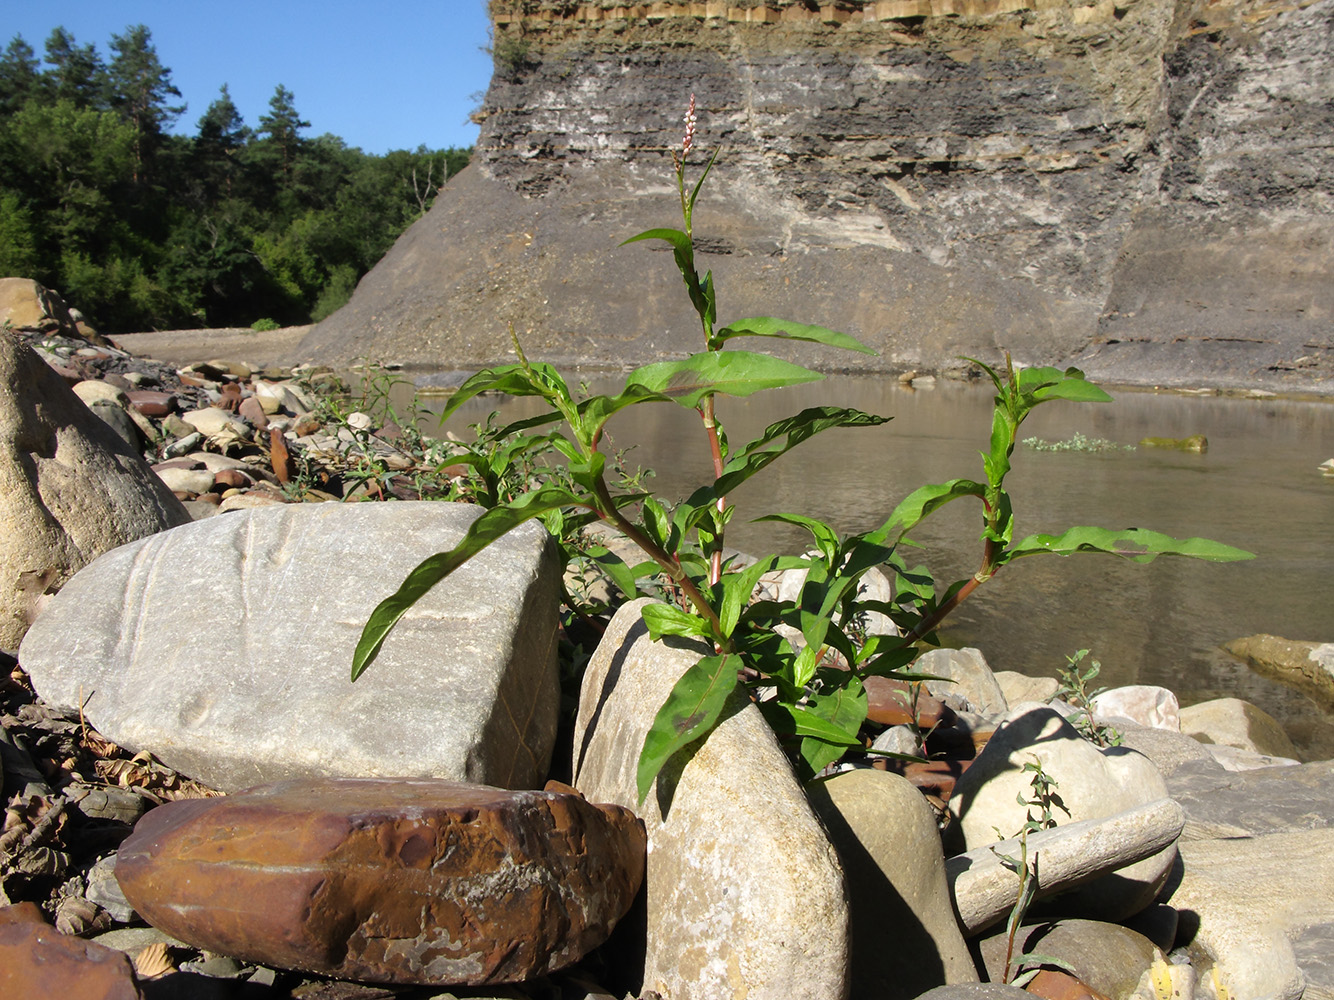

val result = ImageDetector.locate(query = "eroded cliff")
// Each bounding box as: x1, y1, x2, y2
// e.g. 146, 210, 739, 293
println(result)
300, 0, 1333, 391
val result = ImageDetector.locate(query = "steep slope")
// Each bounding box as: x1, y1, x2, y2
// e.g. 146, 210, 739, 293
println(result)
299, 0, 1333, 391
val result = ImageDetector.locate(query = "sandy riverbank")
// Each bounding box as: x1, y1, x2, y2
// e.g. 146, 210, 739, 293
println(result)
111, 326, 312, 369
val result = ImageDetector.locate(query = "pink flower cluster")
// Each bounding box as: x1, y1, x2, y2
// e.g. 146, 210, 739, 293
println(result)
682, 93, 697, 156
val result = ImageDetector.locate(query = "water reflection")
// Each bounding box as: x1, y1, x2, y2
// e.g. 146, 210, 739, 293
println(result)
401, 373, 1334, 756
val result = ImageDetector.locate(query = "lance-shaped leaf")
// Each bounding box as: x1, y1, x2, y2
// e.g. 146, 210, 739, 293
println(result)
351, 486, 590, 681
717, 316, 877, 355
438, 363, 571, 425
625, 351, 823, 409
621, 227, 706, 320
1005, 526, 1254, 564
637, 652, 739, 803
697, 407, 889, 500
869, 478, 986, 545
641, 603, 711, 641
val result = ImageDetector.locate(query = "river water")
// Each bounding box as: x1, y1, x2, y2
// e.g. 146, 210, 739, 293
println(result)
405, 373, 1334, 757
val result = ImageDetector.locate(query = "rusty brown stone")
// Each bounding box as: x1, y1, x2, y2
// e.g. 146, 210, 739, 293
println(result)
269, 427, 293, 484
1024, 968, 1114, 1000
125, 390, 176, 418
0, 901, 47, 925
115, 778, 646, 985
0, 919, 143, 999
864, 675, 955, 729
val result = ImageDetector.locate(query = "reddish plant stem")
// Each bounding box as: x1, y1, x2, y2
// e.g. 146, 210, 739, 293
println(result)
700, 396, 727, 586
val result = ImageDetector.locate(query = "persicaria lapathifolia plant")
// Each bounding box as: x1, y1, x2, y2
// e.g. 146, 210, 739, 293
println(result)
350, 97, 1253, 804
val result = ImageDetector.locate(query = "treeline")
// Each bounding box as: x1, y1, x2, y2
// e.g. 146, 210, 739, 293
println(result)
0, 26, 470, 332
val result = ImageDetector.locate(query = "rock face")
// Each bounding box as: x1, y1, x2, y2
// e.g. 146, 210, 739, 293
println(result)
572, 598, 850, 1000
114, 778, 646, 985
0, 905, 143, 1000
0, 332, 190, 650
300, 0, 1334, 394
19, 502, 561, 791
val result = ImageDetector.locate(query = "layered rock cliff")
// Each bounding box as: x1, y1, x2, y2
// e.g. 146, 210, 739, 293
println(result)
299, 0, 1333, 391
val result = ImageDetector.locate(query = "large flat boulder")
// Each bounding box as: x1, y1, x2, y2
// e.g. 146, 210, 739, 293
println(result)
0, 332, 189, 650
115, 778, 645, 985
20, 502, 561, 791
572, 598, 850, 1000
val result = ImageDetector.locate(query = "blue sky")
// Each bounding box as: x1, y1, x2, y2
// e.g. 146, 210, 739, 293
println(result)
3, 0, 494, 153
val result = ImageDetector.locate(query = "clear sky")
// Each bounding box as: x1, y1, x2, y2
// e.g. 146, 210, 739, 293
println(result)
2, 0, 495, 154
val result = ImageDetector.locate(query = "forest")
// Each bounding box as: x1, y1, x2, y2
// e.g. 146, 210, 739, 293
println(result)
0, 25, 470, 333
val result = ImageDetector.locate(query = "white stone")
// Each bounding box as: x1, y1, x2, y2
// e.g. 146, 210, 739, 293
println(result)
20, 502, 561, 793
572, 599, 849, 1000
1090, 685, 1180, 731
947, 706, 1176, 921
919, 647, 1008, 717
180, 407, 252, 440
945, 798, 1185, 935
154, 467, 215, 495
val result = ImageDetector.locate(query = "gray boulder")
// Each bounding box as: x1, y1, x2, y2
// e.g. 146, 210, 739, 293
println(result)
947, 706, 1175, 921
918, 648, 1008, 717
1165, 829, 1334, 1000
0, 332, 189, 649
572, 598, 849, 1000
806, 768, 978, 998
1163, 759, 1334, 841
20, 502, 560, 792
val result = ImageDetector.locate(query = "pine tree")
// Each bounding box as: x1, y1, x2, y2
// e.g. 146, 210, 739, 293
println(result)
257, 84, 310, 177
106, 24, 183, 181
44, 28, 106, 108
0, 36, 43, 114
195, 84, 249, 198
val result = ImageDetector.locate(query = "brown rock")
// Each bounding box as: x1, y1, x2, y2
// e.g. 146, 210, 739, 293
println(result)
115, 778, 645, 985
269, 427, 294, 485
1024, 969, 1113, 1000
0, 919, 143, 999
238, 395, 269, 431
125, 390, 176, 418
865, 675, 955, 729
216, 382, 243, 412
212, 468, 253, 491
0, 901, 47, 925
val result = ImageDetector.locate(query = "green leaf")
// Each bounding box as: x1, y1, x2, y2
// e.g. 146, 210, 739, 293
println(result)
585, 545, 642, 601
870, 479, 986, 545
625, 351, 823, 409
637, 652, 738, 803
757, 701, 864, 746
620, 227, 705, 320
1006, 527, 1255, 564
640, 603, 711, 640
686, 144, 722, 217
717, 316, 877, 356
438, 363, 570, 425
351, 487, 589, 681
755, 513, 840, 566
709, 407, 890, 499
717, 556, 777, 637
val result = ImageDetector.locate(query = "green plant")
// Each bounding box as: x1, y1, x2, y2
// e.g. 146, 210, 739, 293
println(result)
990, 756, 1074, 987
250, 317, 281, 331
1022, 432, 1134, 453
349, 97, 1252, 804
1052, 649, 1122, 747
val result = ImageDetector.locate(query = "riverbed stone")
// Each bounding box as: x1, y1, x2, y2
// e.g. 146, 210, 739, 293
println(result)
945, 798, 1185, 936
976, 919, 1158, 998
806, 768, 977, 998
115, 778, 645, 985
572, 598, 849, 1000
994, 671, 1060, 707
1089, 685, 1179, 731
0, 914, 143, 999
1222, 634, 1334, 707
19, 501, 560, 791
1178, 697, 1300, 759
0, 332, 190, 649
918, 648, 1008, 717
947, 706, 1176, 921
1161, 758, 1334, 841
1164, 828, 1334, 1000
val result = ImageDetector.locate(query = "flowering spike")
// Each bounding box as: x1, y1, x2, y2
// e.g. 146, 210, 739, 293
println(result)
682, 93, 697, 157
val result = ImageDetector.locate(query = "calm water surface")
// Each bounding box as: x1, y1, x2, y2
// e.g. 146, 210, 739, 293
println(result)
408, 374, 1334, 756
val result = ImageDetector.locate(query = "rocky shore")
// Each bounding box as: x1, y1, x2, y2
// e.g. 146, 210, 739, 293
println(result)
3, 324, 1334, 1000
